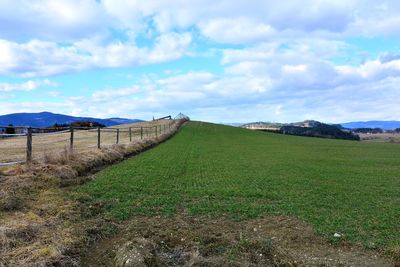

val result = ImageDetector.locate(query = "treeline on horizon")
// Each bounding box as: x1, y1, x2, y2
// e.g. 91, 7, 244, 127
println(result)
247, 120, 400, 141
352, 128, 400, 133
279, 124, 361, 141
51, 121, 106, 128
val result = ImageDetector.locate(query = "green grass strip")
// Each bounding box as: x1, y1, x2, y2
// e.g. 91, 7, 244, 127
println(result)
78, 121, 400, 251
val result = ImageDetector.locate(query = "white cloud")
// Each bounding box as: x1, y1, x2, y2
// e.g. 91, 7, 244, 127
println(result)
100, 0, 357, 35
200, 18, 275, 44
0, 0, 400, 78
92, 86, 142, 102
2, 1, 400, 123
0, 32, 192, 77
97, 0, 400, 42
3, 0, 400, 45
2, 63, 400, 123
0, 79, 57, 92
282, 64, 308, 74
0, 39, 88, 77
336, 59, 400, 82
221, 39, 347, 65
0, 0, 106, 41
147, 32, 192, 63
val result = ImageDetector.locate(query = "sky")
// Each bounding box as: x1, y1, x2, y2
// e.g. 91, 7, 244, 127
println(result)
0, 0, 400, 123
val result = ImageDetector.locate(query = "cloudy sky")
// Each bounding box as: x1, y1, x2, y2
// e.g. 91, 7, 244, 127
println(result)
1, 0, 400, 123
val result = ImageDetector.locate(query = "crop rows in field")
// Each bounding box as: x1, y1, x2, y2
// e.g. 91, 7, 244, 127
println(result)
78, 121, 400, 253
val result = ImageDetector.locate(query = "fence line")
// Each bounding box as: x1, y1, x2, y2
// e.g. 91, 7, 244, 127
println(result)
32, 129, 71, 136
0, 133, 27, 137
0, 119, 183, 166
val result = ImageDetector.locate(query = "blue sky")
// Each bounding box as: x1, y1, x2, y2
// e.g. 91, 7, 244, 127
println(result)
1, 0, 400, 123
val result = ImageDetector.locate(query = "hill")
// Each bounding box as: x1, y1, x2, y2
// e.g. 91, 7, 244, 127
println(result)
0, 111, 144, 127
280, 123, 359, 140
243, 120, 359, 140
243, 120, 325, 129
78, 122, 399, 265
340, 120, 400, 130
243, 120, 400, 131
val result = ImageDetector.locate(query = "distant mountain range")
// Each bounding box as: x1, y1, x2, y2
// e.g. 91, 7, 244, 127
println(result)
340, 121, 400, 130
0, 112, 144, 128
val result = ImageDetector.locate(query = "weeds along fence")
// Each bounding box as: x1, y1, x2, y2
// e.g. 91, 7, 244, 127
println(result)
0, 120, 180, 166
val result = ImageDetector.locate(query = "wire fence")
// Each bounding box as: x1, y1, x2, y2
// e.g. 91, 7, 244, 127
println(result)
0, 119, 179, 165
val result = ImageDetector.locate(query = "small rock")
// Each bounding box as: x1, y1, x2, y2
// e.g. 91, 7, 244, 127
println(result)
333, 233, 342, 238
114, 238, 154, 267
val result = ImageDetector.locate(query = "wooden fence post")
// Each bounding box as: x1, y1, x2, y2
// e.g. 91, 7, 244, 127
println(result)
116, 129, 120, 144
97, 127, 101, 149
70, 127, 74, 151
26, 127, 32, 163
129, 127, 132, 142
140, 127, 143, 139
155, 126, 157, 137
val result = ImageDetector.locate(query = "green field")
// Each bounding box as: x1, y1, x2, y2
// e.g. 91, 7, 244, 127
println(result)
78, 121, 400, 252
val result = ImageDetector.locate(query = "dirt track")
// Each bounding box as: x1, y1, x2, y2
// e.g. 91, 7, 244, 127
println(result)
81, 215, 394, 266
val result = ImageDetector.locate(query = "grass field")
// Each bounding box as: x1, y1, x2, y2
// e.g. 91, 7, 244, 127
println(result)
78, 121, 400, 255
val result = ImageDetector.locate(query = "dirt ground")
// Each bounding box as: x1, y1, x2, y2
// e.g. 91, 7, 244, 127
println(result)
80, 214, 394, 267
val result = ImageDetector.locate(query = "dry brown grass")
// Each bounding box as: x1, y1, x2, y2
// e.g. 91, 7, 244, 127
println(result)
359, 132, 400, 143
0, 120, 173, 164
0, 119, 185, 266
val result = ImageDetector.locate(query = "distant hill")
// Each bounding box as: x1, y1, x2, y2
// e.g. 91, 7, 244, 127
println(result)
279, 124, 359, 141
106, 118, 143, 125
221, 123, 245, 127
340, 121, 400, 130
242, 120, 359, 140
242, 120, 321, 129
243, 120, 400, 131
0, 112, 144, 128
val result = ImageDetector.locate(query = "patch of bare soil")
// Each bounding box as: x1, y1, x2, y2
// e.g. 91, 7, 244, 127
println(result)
80, 215, 394, 267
